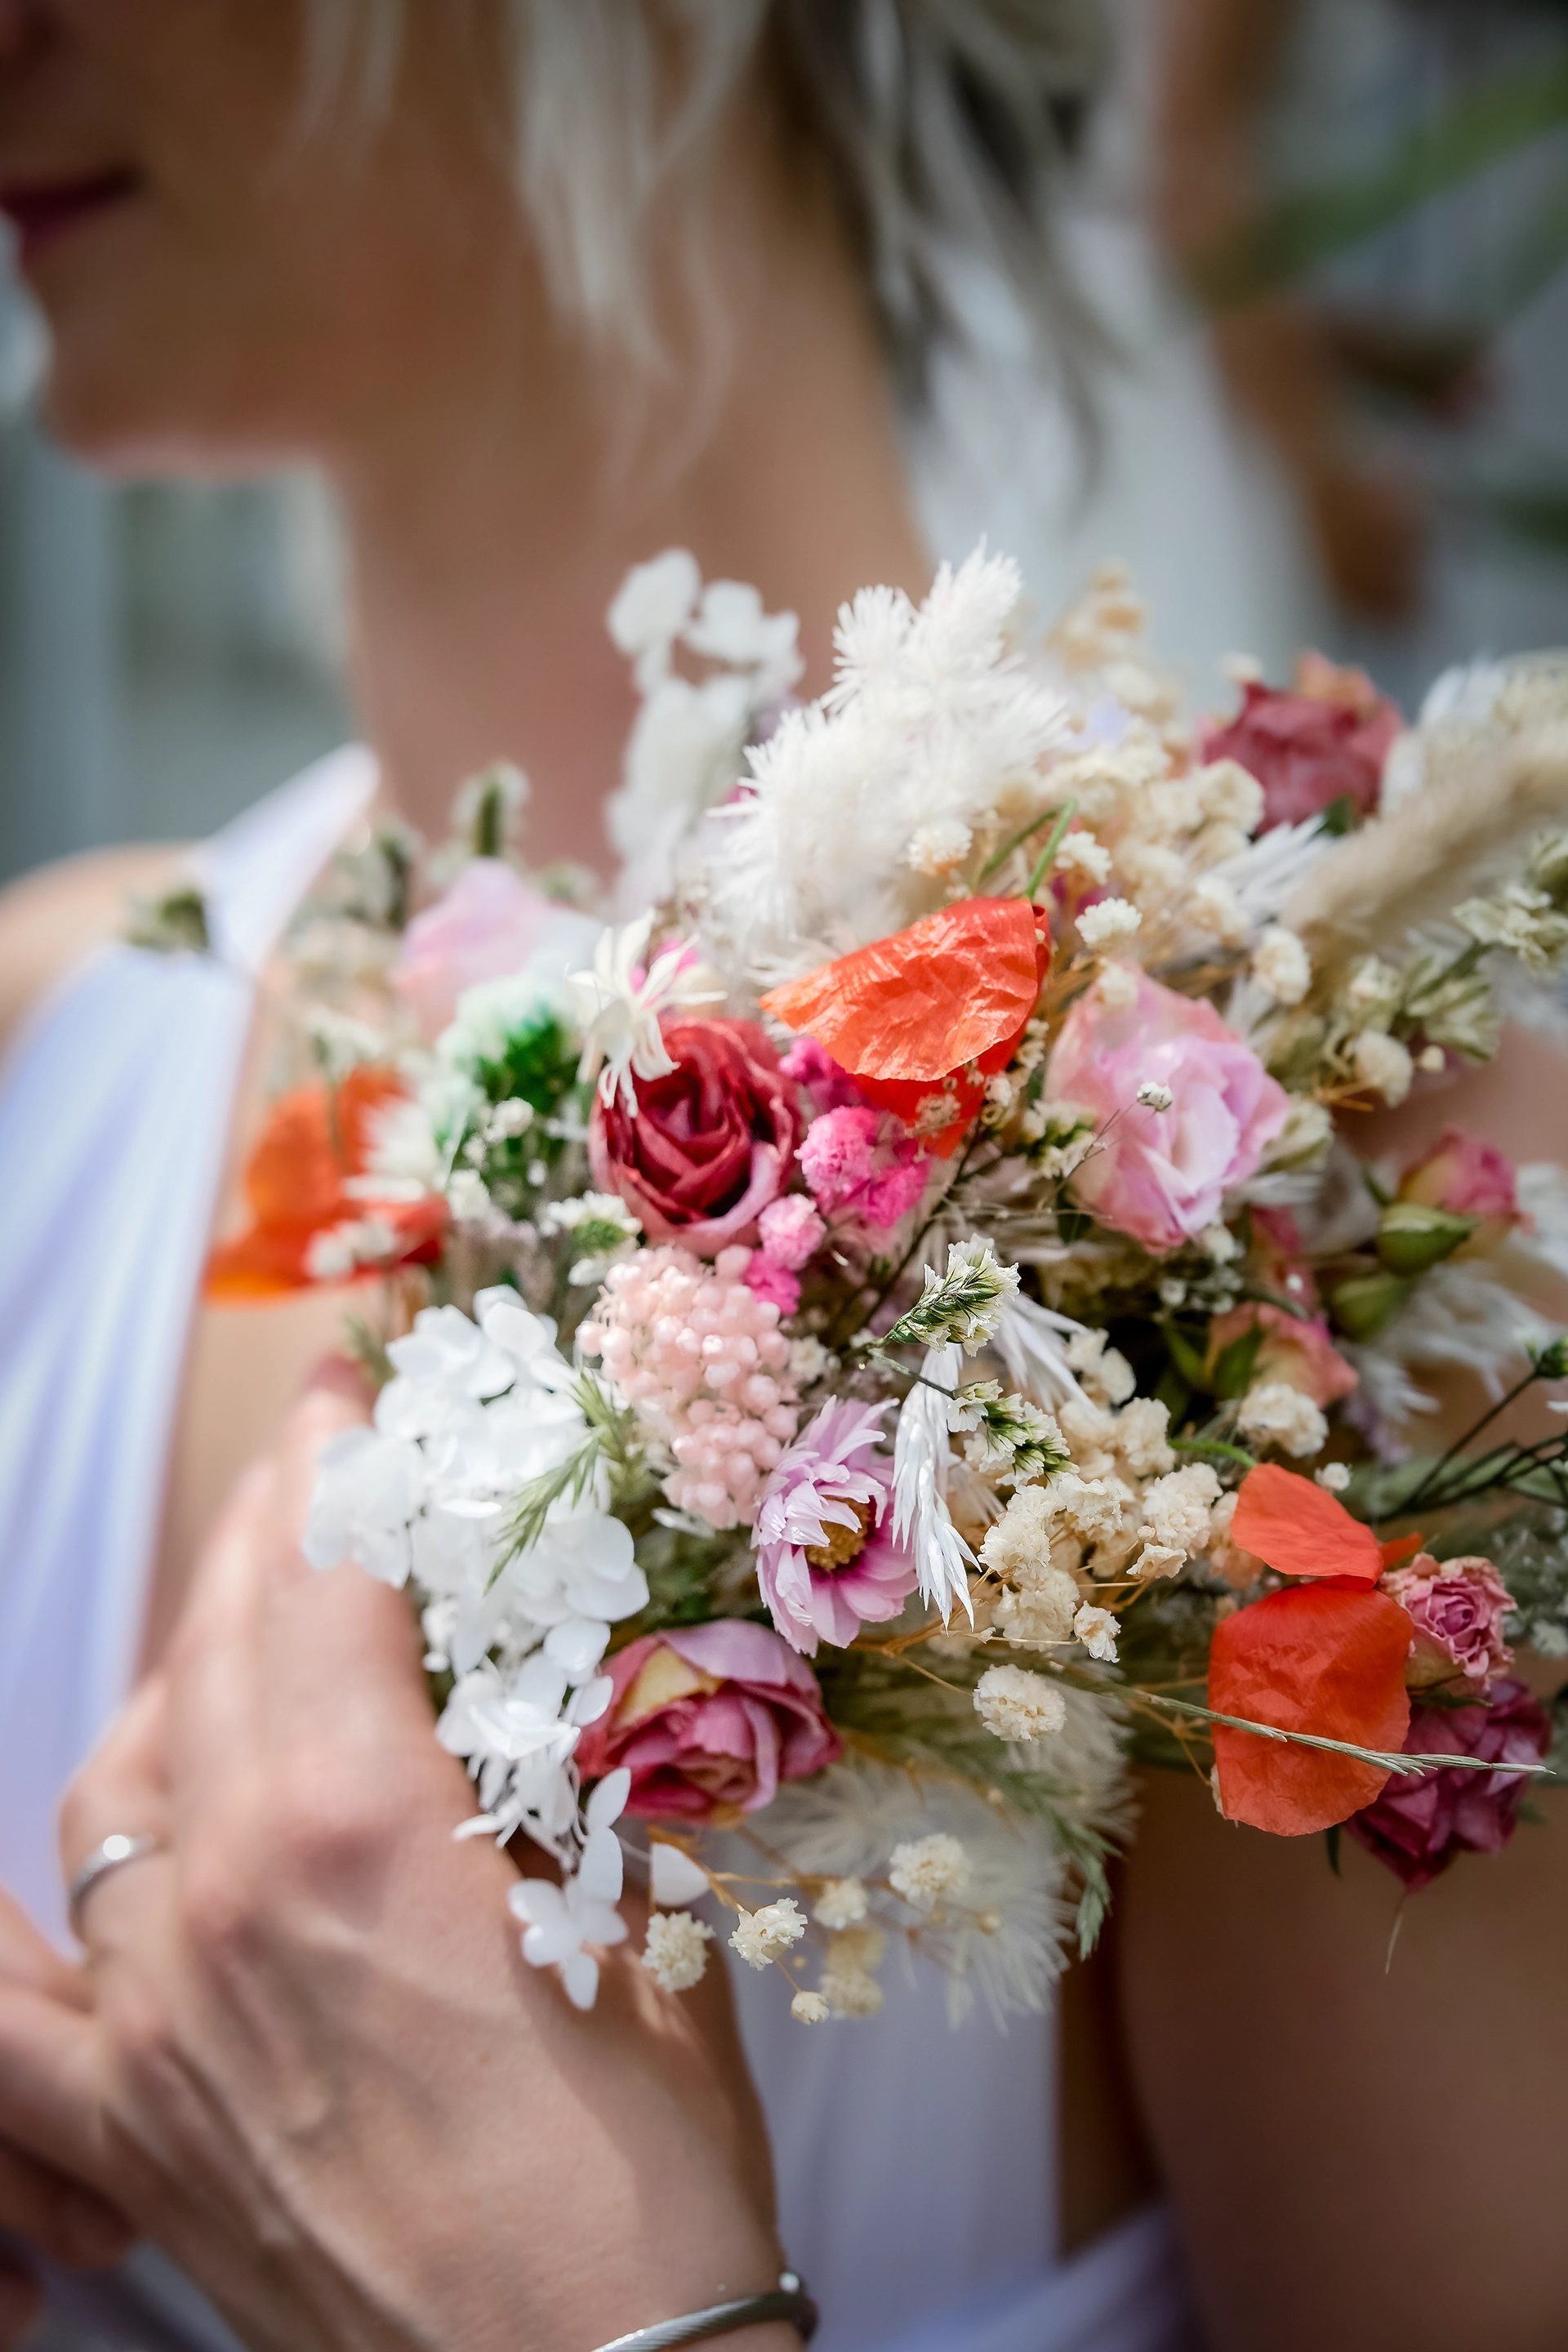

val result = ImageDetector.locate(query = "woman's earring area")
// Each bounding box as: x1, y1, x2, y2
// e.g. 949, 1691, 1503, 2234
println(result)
66, 1833, 164, 1939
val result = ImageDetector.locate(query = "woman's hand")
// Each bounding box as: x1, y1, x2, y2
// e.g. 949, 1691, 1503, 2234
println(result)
0, 1370, 791, 2352
0, 1896, 134, 2346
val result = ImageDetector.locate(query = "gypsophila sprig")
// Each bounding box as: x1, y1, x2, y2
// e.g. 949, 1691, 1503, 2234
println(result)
951, 1381, 1070, 1485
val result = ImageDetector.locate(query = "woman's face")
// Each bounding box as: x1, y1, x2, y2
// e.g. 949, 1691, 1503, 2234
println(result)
0, 0, 530, 470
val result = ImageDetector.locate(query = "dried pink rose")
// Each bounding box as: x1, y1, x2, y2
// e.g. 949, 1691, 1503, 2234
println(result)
1045, 968, 1289, 1253
1399, 1128, 1521, 1227
1201, 657, 1401, 832
798, 1105, 928, 1232
1346, 1678, 1549, 1891
1381, 1552, 1515, 1689
754, 1401, 920, 1655
573, 1620, 841, 1820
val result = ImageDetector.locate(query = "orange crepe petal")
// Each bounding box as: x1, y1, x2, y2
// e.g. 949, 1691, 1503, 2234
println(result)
206, 1068, 441, 1301
1378, 1530, 1427, 1570
760, 898, 1049, 1083
1231, 1462, 1381, 1585
206, 1193, 446, 1303
1209, 1583, 1414, 1834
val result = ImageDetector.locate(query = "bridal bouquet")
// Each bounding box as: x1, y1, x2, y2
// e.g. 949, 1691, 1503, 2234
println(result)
198, 549, 1568, 2022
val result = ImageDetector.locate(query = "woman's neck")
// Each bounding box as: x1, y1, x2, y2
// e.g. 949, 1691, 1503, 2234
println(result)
332, 178, 933, 874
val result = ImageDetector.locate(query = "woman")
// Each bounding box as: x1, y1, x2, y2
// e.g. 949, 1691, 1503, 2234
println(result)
0, 6, 1563, 2350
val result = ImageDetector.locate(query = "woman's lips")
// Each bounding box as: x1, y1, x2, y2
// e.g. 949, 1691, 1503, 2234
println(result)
0, 167, 140, 268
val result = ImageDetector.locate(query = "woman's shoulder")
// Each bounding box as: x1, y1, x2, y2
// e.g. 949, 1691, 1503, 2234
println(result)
0, 841, 188, 1065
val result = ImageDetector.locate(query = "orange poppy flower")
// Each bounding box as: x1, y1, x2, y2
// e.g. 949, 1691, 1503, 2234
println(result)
760, 898, 1049, 1157
206, 1065, 445, 1301
1209, 1465, 1414, 1835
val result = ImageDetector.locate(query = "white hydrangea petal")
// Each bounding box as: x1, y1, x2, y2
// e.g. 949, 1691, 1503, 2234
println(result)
650, 1843, 710, 1907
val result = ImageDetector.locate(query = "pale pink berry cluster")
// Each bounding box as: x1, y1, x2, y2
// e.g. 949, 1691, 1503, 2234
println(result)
579, 1245, 800, 1531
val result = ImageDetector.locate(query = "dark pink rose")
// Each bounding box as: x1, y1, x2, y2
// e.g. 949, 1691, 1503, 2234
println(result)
1346, 1678, 1549, 1891
1400, 1128, 1521, 1226
590, 1018, 803, 1255
1381, 1552, 1514, 1688
1202, 660, 1401, 832
574, 1620, 841, 1820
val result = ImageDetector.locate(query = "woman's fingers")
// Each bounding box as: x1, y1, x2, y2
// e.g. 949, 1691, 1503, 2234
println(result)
0, 1985, 101, 2191
0, 2138, 133, 2270
56, 1675, 172, 1963
0, 1883, 91, 2011
0, 2253, 42, 2349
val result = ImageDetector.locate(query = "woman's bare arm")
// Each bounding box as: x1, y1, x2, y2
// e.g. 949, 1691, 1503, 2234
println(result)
1120, 1766, 1567, 2350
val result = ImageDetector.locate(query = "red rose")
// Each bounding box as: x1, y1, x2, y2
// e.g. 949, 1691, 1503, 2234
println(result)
575, 1620, 842, 1820
1346, 1678, 1551, 1891
1203, 657, 1401, 832
590, 1018, 802, 1254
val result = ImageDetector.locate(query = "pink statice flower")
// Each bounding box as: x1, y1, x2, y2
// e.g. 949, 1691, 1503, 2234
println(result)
799, 1106, 929, 1232
1045, 968, 1289, 1253
578, 1244, 798, 1530
1400, 1127, 1521, 1227
754, 1400, 920, 1655
394, 859, 593, 1040
1381, 1552, 1515, 1689
1347, 1678, 1548, 1890
780, 1034, 869, 1114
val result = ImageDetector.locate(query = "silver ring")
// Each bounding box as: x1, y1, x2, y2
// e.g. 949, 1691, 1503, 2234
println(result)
68, 1833, 164, 1933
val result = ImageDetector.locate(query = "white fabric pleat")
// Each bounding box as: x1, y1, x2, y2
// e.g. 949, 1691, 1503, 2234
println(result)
0, 745, 376, 1949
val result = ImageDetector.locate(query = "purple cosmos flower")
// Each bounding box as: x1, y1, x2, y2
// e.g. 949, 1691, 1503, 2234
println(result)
754, 1400, 919, 1655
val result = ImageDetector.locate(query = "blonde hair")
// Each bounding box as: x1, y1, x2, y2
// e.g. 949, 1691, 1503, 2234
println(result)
308, 0, 1107, 401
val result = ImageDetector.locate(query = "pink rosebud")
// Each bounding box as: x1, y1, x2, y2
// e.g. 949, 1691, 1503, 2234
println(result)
1381, 1552, 1515, 1689
799, 1106, 927, 1232
573, 1620, 841, 1820
1207, 1303, 1357, 1409
1045, 969, 1289, 1254
757, 1193, 826, 1271
1201, 657, 1401, 832
590, 1018, 803, 1256
1347, 1678, 1548, 1891
393, 859, 588, 1040
1400, 1128, 1521, 1226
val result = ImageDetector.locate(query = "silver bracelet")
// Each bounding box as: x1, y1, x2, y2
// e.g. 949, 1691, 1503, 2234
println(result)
589, 2270, 817, 2352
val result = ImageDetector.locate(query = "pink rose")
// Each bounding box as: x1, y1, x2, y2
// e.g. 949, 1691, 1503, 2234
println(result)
755, 1401, 919, 1655
590, 1018, 803, 1255
1202, 658, 1401, 832
1381, 1552, 1515, 1688
394, 859, 590, 1040
574, 1620, 841, 1820
1045, 969, 1289, 1253
798, 1106, 929, 1232
1346, 1678, 1549, 1891
1207, 1303, 1357, 1409
1400, 1128, 1521, 1226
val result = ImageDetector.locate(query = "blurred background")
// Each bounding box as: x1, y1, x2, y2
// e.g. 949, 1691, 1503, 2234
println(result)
4, 0, 1568, 884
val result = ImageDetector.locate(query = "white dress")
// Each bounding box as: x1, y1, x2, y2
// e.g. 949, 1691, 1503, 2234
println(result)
0, 759, 1202, 2352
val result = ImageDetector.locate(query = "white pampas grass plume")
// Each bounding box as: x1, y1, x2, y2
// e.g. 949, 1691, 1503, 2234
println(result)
1284, 726, 1568, 958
